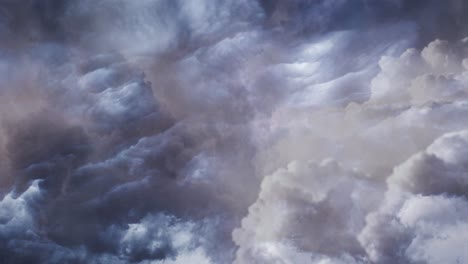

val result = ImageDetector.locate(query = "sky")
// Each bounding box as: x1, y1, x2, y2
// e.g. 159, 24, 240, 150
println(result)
1, 1, 468, 263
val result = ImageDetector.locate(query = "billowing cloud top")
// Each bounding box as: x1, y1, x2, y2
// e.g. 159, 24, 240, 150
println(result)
1, 1, 468, 263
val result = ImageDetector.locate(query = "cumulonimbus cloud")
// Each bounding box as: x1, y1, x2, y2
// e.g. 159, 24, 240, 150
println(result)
1, 1, 468, 263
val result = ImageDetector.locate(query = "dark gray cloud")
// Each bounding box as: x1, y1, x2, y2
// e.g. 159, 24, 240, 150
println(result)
1, 1, 468, 263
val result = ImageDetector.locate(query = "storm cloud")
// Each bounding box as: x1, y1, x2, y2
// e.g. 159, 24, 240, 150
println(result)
1, 1, 468, 263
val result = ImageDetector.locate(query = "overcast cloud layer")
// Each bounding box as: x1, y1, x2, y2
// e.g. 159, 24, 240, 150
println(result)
1, 1, 468, 263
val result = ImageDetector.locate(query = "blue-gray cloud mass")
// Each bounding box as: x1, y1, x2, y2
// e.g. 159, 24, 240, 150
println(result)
1, 1, 468, 263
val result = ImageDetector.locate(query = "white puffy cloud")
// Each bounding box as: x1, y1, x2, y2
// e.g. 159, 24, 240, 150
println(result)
117, 213, 213, 263
0, 180, 42, 239
359, 130, 468, 263
236, 36, 468, 264
233, 160, 380, 263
